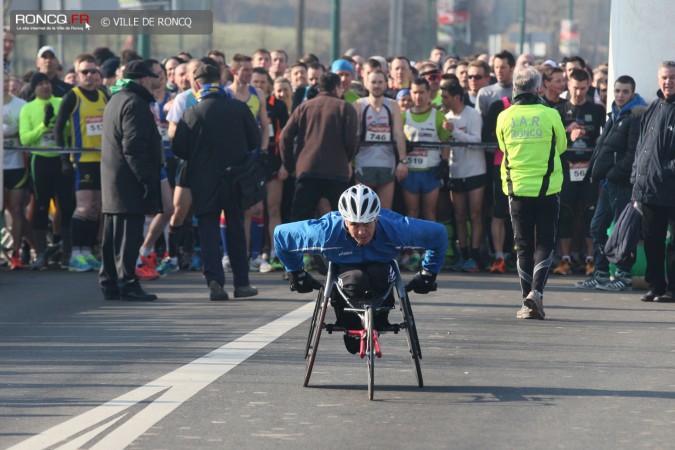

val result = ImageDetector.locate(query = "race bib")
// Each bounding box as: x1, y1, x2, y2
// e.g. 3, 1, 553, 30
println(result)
3, 137, 17, 148
85, 116, 103, 136
40, 130, 56, 147
569, 161, 589, 182
365, 125, 391, 142
406, 148, 429, 169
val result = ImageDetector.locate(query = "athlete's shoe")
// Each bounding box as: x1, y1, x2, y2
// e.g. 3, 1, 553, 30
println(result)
86, 254, 101, 270
156, 257, 179, 276
585, 260, 595, 276
10, 253, 23, 270
516, 304, 534, 319
448, 258, 465, 272
31, 254, 48, 271
135, 265, 160, 281
269, 256, 284, 271
461, 258, 480, 273
189, 252, 202, 271
595, 270, 633, 291
489, 257, 506, 274
553, 259, 572, 275
222, 255, 231, 273
249, 256, 265, 272
69, 255, 93, 272
575, 271, 610, 289
523, 290, 545, 320
258, 258, 273, 273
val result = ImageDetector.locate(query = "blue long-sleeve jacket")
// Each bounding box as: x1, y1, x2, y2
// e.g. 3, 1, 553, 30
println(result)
274, 209, 448, 273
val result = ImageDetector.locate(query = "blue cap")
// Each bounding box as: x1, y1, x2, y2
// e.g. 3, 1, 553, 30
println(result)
395, 89, 411, 101
331, 59, 354, 75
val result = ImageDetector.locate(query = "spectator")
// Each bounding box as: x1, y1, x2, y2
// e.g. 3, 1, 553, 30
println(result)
172, 64, 261, 300
19, 46, 73, 101
632, 61, 675, 303
495, 67, 568, 319
576, 75, 646, 291
99, 60, 163, 301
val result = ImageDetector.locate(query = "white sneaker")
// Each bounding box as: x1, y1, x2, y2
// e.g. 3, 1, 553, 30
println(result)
523, 290, 545, 320
249, 256, 264, 272
259, 259, 273, 273
222, 255, 231, 273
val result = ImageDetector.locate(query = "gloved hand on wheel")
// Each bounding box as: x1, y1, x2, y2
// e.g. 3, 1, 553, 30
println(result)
405, 269, 437, 294
289, 268, 322, 293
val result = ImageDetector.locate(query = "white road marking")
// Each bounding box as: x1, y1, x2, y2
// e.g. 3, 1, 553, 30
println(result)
9, 301, 315, 450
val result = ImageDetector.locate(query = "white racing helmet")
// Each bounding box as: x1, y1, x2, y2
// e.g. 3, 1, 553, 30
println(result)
338, 184, 381, 223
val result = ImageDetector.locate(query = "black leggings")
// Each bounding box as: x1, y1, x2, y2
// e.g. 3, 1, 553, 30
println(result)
31, 155, 75, 231
509, 194, 560, 297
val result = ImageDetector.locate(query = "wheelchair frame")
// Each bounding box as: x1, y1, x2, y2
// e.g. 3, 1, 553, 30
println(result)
303, 260, 423, 400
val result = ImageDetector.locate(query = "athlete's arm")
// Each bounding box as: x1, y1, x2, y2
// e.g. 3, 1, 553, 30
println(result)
389, 101, 408, 179
54, 90, 76, 147
254, 87, 269, 151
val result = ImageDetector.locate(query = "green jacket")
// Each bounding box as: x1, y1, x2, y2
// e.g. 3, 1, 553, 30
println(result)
19, 95, 62, 157
496, 94, 567, 197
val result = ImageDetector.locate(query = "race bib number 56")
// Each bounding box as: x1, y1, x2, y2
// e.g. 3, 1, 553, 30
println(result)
569, 161, 589, 182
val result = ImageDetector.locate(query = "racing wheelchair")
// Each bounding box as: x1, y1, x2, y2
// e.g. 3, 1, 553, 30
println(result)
303, 259, 423, 400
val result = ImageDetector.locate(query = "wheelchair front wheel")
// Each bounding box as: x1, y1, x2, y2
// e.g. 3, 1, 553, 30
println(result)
366, 307, 375, 400
304, 287, 329, 387
305, 291, 323, 359
400, 291, 423, 388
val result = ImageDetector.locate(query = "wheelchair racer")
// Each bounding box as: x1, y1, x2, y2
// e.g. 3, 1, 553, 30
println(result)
274, 184, 447, 353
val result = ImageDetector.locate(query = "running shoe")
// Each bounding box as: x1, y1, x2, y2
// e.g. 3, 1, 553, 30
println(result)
269, 256, 284, 271
448, 258, 466, 272
69, 255, 93, 272
489, 257, 506, 274
156, 257, 179, 276
575, 272, 610, 289
249, 255, 265, 272
189, 252, 202, 271
553, 259, 572, 275
86, 254, 101, 270
523, 290, 545, 319
31, 254, 48, 271
461, 258, 480, 273
135, 265, 160, 281
259, 258, 273, 273
516, 304, 533, 319
10, 252, 23, 270
595, 270, 632, 291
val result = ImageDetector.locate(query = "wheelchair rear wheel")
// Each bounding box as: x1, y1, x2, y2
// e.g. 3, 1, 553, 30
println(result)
304, 286, 330, 387
366, 307, 375, 400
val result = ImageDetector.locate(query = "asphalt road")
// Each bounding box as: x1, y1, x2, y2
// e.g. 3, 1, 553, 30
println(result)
2, 266, 675, 449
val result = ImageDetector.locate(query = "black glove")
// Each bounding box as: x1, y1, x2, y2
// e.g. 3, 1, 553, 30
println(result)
436, 159, 450, 183
60, 155, 74, 178
405, 269, 438, 294
43, 103, 55, 127
289, 269, 322, 293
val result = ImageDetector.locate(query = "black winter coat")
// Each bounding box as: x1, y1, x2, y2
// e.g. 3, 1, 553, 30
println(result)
101, 81, 163, 215
172, 94, 260, 216
587, 106, 644, 186
632, 92, 675, 207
